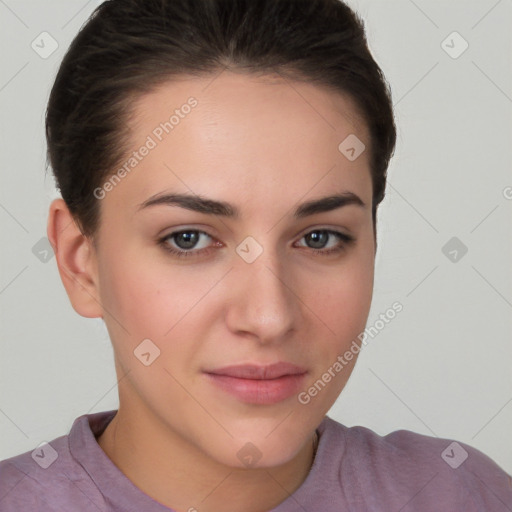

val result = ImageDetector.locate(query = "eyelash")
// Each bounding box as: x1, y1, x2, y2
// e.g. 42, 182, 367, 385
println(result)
158, 229, 355, 259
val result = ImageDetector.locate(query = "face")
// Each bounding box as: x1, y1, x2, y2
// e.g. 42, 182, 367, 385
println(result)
90, 71, 375, 467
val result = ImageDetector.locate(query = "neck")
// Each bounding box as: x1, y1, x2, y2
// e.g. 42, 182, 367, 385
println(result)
96, 406, 319, 512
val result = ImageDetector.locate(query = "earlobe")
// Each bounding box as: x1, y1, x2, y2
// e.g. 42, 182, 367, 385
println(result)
47, 198, 103, 319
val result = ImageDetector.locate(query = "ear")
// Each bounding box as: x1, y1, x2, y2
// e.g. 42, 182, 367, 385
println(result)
47, 198, 103, 318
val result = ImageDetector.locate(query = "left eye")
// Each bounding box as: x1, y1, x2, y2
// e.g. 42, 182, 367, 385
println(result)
158, 229, 355, 258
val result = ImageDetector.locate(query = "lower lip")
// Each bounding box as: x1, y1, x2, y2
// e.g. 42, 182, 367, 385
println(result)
204, 372, 307, 405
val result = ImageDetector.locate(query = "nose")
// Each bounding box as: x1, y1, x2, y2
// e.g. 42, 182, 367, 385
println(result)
225, 244, 299, 345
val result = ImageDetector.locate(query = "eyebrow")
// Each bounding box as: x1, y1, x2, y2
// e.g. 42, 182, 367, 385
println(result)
137, 191, 366, 219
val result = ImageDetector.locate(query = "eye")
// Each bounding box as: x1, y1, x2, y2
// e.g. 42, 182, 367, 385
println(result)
295, 229, 355, 256
158, 230, 216, 258
158, 228, 355, 259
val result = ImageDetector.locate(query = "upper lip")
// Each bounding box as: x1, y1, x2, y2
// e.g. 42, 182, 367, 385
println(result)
205, 362, 307, 380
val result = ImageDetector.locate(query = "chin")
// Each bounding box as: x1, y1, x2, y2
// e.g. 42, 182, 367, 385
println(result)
213, 435, 304, 470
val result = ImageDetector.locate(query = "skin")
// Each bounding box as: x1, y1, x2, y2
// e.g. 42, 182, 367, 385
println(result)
47, 71, 376, 512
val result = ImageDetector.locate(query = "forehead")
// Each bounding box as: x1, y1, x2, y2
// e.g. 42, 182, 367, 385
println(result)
106, 71, 372, 217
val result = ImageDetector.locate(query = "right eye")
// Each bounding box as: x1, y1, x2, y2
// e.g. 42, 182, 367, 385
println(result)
158, 229, 217, 258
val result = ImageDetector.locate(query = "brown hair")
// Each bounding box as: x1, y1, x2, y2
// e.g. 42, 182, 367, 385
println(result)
45, 0, 396, 242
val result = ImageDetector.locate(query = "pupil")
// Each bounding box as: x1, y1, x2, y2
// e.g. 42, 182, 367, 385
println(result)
308, 231, 327, 249
177, 232, 198, 249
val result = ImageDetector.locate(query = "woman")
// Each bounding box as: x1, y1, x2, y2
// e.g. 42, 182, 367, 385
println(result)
1, 0, 510, 510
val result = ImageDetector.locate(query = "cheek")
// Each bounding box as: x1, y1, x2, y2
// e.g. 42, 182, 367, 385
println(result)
308, 250, 374, 341
298, 254, 374, 410
95, 249, 166, 357
97, 246, 221, 349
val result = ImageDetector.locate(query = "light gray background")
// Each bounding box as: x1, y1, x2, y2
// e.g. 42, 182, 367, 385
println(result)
1, 0, 511, 475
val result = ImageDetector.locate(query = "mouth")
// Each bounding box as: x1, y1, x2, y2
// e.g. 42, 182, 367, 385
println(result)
203, 362, 307, 405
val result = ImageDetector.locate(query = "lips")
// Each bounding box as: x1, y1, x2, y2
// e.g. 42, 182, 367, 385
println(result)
203, 362, 308, 405
204, 362, 307, 380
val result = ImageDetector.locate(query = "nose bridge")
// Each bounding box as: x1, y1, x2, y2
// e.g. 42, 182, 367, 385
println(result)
229, 234, 297, 340
237, 236, 290, 303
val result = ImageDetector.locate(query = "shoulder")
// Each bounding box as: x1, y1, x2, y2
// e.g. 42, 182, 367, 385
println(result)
0, 434, 68, 510
0, 431, 105, 511
323, 417, 512, 510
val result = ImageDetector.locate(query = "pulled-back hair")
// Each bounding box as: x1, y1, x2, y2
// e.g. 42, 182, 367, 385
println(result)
45, 0, 396, 240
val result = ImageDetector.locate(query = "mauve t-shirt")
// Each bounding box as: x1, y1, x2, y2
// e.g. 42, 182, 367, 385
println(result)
0, 409, 511, 511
